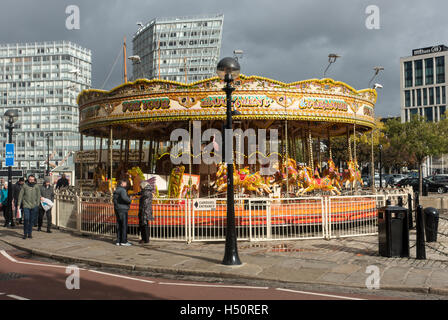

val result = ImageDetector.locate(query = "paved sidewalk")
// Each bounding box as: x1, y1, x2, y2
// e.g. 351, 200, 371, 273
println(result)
1, 219, 448, 296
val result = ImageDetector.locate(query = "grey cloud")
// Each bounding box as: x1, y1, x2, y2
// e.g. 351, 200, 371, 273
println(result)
1, 0, 448, 117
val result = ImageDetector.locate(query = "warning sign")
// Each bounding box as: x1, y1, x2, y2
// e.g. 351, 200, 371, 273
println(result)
193, 199, 217, 211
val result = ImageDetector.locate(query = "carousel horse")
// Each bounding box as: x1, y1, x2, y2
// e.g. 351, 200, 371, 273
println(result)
322, 159, 342, 190
214, 163, 271, 195
238, 166, 272, 195
127, 166, 145, 194
93, 164, 111, 193
268, 158, 302, 192
341, 159, 363, 189
181, 183, 199, 198
297, 165, 341, 195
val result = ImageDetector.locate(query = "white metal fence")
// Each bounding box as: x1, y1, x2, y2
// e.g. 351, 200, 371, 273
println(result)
53, 192, 411, 242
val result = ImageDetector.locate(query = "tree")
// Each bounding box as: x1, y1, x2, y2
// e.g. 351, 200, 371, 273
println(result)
391, 115, 445, 193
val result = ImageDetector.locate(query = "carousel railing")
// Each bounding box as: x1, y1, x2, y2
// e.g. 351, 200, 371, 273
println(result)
53, 189, 412, 242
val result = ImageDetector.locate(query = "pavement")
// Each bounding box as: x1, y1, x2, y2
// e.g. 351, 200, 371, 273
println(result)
1, 216, 448, 297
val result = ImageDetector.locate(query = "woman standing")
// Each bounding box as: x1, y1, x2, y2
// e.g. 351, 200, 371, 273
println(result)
1, 182, 9, 227
138, 179, 155, 244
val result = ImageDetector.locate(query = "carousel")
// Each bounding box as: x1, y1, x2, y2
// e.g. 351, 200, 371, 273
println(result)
76, 75, 375, 195
75, 73, 378, 227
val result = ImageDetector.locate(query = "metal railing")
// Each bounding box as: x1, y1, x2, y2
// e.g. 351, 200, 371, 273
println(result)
53, 192, 411, 243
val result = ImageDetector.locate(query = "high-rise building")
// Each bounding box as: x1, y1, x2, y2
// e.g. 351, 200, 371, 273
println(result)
132, 14, 224, 83
0, 41, 93, 176
400, 45, 448, 123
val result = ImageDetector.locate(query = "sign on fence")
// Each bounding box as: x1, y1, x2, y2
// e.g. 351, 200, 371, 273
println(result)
193, 199, 216, 211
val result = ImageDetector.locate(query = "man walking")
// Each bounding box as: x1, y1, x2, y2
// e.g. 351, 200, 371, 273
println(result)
13, 177, 25, 225
113, 180, 132, 246
56, 173, 69, 190
38, 177, 54, 233
18, 175, 41, 239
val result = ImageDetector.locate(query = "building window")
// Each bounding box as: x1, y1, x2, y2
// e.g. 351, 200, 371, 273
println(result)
429, 87, 434, 105
425, 58, 434, 85
443, 86, 446, 104
414, 60, 423, 86
436, 87, 441, 104
423, 88, 427, 105
436, 56, 445, 84
416, 89, 422, 106
405, 90, 411, 107
424, 107, 433, 121
440, 106, 446, 119
404, 61, 413, 87
410, 108, 419, 117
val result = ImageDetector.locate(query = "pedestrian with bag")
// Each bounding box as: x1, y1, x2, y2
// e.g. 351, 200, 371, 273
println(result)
38, 177, 54, 233
17, 175, 41, 239
1, 182, 9, 227
13, 177, 25, 225
137, 178, 156, 244
113, 179, 133, 246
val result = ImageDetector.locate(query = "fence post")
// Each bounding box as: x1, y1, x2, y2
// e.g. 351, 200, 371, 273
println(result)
187, 199, 192, 244
266, 199, 272, 240
248, 199, 253, 241
76, 195, 81, 232
324, 197, 330, 240
55, 193, 59, 227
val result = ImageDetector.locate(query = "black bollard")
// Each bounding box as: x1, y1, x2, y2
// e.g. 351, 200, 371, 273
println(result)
408, 193, 414, 230
416, 205, 426, 260
398, 196, 403, 207
415, 191, 420, 207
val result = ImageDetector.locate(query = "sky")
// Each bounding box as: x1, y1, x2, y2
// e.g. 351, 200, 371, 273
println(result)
1, 0, 447, 117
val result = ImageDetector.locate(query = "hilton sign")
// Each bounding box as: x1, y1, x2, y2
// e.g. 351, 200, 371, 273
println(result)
412, 45, 448, 56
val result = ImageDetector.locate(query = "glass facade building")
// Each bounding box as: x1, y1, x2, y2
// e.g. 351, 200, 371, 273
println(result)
400, 45, 448, 123
132, 14, 224, 83
0, 41, 92, 176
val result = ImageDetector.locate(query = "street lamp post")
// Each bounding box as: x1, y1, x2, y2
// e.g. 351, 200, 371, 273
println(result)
4, 109, 18, 228
323, 53, 341, 78
379, 144, 383, 189
46, 133, 51, 176
217, 57, 242, 266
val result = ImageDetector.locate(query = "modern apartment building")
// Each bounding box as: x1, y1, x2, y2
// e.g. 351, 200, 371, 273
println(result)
400, 45, 448, 122
0, 41, 93, 176
132, 14, 224, 83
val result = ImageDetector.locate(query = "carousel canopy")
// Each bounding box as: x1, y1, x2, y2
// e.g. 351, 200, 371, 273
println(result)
77, 75, 377, 140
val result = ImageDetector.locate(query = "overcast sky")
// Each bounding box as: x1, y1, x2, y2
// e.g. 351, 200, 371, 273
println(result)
1, 0, 447, 117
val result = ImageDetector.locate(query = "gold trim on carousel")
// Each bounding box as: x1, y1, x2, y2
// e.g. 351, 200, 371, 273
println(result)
77, 75, 378, 106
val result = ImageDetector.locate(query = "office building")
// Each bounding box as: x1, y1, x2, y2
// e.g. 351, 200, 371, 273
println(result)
400, 45, 448, 122
0, 41, 92, 176
132, 14, 224, 83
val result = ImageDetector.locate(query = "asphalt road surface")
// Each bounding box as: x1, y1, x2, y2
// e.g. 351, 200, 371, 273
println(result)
0, 247, 405, 301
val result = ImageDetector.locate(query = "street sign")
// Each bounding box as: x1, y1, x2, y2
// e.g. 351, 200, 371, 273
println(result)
5, 143, 14, 167
193, 199, 216, 211
0, 170, 23, 177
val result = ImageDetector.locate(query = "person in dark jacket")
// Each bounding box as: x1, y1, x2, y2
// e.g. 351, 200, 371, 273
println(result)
56, 174, 69, 190
113, 180, 133, 246
18, 175, 41, 239
13, 178, 25, 225
38, 177, 54, 233
137, 180, 155, 244
1, 182, 8, 227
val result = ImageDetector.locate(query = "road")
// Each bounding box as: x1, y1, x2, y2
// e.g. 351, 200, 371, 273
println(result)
0, 247, 402, 301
